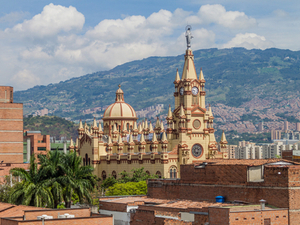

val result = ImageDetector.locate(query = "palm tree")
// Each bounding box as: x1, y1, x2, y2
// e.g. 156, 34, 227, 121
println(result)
38, 150, 65, 208
9, 156, 54, 208
58, 151, 96, 208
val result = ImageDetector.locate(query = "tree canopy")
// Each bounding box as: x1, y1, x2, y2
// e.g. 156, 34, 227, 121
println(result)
9, 150, 96, 208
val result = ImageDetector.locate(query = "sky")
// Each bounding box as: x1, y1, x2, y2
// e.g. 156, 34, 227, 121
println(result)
0, 0, 300, 90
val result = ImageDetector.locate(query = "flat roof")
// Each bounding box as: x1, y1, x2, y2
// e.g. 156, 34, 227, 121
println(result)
193, 159, 299, 166
99, 196, 233, 209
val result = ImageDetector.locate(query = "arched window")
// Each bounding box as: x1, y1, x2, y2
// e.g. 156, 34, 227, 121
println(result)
127, 123, 130, 131
102, 171, 107, 180
83, 158, 86, 166
156, 171, 162, 178
85, 154, 88, 166
88, 158, 91, 165
146, 171, 150, 176
169, 166, 177, 179
112, 171, 117, 179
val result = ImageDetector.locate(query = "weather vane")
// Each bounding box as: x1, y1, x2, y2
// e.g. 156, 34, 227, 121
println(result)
185, 25, 193, 49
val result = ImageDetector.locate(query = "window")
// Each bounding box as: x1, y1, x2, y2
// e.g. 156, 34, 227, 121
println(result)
85, 154, 88, 166
37, 147, 46, 151
146, 171, 150, 176
156, 171, 162, 178
127, 123, 130, 131
112, 171, 117, 179
102, 171, 107, 180
169, 166, 177, 178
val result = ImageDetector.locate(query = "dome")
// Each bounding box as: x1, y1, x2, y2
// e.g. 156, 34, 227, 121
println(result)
102, 85, 137, 120
103, 102, 137, 119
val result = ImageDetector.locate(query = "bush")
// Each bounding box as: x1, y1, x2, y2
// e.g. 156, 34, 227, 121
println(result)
105, 181, 147, 196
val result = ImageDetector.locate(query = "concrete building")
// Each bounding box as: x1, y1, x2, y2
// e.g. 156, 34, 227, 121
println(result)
271, 129, 282, 140
296, 122, 300, 132
235, 144, 262, 159
227, 145, 237, 159
0, 86, 23, 163
77, 38, 228, 179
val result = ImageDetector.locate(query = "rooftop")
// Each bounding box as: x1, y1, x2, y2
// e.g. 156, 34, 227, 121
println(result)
193, 158, 299, 167
99, 196, 233, 209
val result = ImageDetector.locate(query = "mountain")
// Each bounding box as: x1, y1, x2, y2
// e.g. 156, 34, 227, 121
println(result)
15, 47, 300, 132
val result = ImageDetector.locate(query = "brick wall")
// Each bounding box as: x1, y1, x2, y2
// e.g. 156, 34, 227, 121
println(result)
180, 164, 248, 185
228, 209, 288, 225
99, 201, 129, 212
0, 163, 29, 182
1, 216, 113, 225
131, 209, 156, 225
194, 214, 208, 225
208, 207, 229, 225
24, 208, 91, 220
0, 92, 23, 163
282, 150, 293, 161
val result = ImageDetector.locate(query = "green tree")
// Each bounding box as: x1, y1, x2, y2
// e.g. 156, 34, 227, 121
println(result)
0, 176, 13, 203
59, 151, 96, 208
101, 176, 117, 189
38, 149, 65, 208
9, 156, 54, 207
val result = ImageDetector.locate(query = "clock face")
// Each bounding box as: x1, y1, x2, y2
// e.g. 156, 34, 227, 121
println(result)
192, 86, 199, 95
192, 144, 202, 158
180, 87, 184, 95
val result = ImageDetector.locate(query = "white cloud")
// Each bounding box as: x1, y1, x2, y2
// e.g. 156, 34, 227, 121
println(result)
5, 3, 85, 38
0, 3, 277, 91
222, 33, 274, 50
10, 69, 41, 89
0, 11, 29, 25
198, 4, 257, 29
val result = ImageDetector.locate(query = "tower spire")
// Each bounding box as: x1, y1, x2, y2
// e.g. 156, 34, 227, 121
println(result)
167, 105, 172, 119
175, 69, 180, 82
199, 68, 205, 81
221, 130, 227, 143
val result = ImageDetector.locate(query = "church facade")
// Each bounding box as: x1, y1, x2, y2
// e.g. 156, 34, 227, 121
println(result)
74, 33, 228, 179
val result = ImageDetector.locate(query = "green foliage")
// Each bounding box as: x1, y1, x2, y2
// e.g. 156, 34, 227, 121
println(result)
23, 116, 78, 139
101, 177, 117, 189
101, 167, 158, 196
0, 176, 14, 203
9, 150, 96, 208
105, 181, 147, 196
57, 202, 66, 209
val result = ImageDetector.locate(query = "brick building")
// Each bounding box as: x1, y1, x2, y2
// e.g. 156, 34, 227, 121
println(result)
23, 130, 50, 161
0, 86, 23, 163
146, 159, 300, 225
99, 195, 288, 224
0, 206, 113, 225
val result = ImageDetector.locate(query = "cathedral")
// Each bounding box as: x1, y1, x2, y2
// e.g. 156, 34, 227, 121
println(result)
73, 28, 228, 179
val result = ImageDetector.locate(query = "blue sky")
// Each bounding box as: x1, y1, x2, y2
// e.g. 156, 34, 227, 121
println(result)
0, 0, 299, 90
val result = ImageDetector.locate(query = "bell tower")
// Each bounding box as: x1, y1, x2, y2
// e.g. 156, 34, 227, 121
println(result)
171, 26, 220, 161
